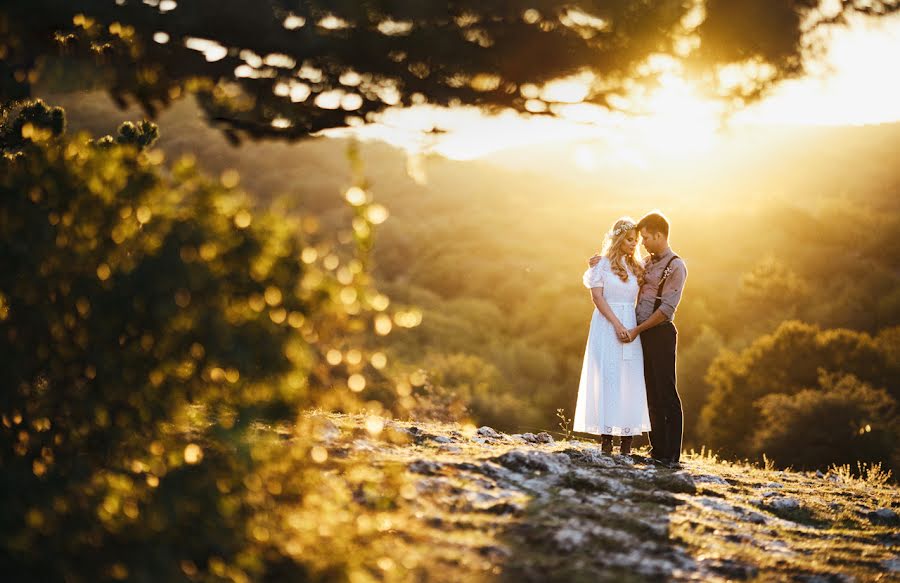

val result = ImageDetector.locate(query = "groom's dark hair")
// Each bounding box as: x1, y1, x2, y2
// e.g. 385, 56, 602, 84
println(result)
637, 212, 670, 237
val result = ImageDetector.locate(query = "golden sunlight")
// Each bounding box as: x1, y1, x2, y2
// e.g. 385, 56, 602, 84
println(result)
323, 12, 900, 168
616, 73, 721, 157
735, 13, 900, 126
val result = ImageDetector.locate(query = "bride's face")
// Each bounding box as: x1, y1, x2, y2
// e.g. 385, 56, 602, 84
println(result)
621, 231, 638, 255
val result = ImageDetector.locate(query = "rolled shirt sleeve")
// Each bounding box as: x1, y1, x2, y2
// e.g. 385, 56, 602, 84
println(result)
657, 259, 687, 319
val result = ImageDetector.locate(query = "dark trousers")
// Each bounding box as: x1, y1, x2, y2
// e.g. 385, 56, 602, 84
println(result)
641, 322, 683, 461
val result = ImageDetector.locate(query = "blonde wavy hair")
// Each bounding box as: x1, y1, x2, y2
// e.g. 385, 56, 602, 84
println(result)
601, 217, 645, 284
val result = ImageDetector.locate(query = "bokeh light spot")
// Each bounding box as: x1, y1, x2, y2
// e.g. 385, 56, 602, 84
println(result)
184, 443, 203, 464
348, 374, 366, 392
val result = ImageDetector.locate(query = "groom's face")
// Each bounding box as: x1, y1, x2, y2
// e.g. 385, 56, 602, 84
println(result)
640, 227, 663, 254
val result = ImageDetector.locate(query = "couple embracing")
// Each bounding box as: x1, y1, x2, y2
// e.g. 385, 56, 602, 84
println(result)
572, 212, 688, 469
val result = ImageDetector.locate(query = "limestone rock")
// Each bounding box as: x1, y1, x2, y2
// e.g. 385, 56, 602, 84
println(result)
868, 508, 899, 525
653, 470, 697, 494
476, 426, 502, 439
694, 474, 729, 485
563, 468, 631, 496
694, 496, 735, 514
560, 447, 614, 467
515, 431, 555, 444
553, 525, 587, 552
409, 459, 442, 475
702, 558, 759, 580
746, 511, 768, 524
770, 497, 800, 512
494, 449, 569, 475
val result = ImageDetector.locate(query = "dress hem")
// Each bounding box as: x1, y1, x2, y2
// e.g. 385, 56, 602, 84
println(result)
573, 424, 652, 437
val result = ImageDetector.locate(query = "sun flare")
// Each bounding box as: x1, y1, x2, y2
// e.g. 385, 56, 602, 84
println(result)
322, 12, 900, 172
620, 74, 722, 158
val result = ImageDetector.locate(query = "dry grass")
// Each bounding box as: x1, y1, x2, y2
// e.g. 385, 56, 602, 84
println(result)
282, 412, 900, 582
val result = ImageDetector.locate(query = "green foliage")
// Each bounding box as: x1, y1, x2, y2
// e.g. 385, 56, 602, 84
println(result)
0, 98, 66, 151
114, 119, 159, 149
753, 373, 899, 473
418, 351, 539, 430
676, 325, 724, 445
93, 120, 159, 150
735, 256, 810, 336
8, 0, 897, 141
876, 325, 900, 378
0, 103, 415, 580
700, 321, 898, 468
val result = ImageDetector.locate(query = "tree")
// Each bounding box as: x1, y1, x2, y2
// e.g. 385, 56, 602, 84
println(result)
699, 320, 893, 458
4, 0, 898, 141
735, 256, 811, 335
677, 324, 724, 448
753, 372, 899, 473
412, 351, 540, 429
0, 102, 408, 580
877, 326, 900, 378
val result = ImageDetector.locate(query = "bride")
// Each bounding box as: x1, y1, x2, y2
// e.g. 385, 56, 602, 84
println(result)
572, 217, 651, 455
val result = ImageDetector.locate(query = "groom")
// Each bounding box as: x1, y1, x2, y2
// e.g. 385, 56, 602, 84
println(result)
590, 212, 688, 469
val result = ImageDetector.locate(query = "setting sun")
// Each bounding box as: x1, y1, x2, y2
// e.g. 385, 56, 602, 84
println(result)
325, 11, 900, 170
619, 74, 721, 157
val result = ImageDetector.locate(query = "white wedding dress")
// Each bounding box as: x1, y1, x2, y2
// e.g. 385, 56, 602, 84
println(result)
573, 257, 652, 436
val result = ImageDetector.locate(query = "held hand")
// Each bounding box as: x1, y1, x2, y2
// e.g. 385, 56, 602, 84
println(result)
614, 323, 630, 343
588, 253, 601, 267
625, 328, 639, 343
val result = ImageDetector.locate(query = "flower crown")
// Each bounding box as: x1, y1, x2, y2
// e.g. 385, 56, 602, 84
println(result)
612, 222, 636, 237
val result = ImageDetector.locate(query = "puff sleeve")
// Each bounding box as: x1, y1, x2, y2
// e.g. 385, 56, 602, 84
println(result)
582, 257, 608, 289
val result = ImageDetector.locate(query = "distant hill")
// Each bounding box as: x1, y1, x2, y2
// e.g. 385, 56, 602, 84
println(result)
45, 90, 900, 219
480, 121, 900, 211
42, 88, 900, 315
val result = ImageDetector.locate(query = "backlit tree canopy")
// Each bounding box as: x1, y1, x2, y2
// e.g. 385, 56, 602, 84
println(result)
3, 0, 898, 141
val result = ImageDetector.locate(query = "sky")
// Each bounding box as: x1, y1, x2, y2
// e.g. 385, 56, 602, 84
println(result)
323, 12, 900, 166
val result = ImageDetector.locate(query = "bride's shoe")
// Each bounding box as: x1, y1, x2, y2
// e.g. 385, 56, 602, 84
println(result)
619, 436, 633, 455
600, 434, 613, 454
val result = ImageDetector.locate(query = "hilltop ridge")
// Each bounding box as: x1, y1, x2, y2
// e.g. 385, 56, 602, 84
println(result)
292, 412, 900, 582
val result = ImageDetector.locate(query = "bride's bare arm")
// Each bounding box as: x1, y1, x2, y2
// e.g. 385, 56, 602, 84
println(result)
590, 288, 629, 341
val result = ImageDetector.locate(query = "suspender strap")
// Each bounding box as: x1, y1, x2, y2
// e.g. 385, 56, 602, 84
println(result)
652, 255, 680, 312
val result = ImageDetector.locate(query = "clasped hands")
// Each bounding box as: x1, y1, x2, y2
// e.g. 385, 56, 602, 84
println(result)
615, 324, 638, 343
590, 254, 638, 342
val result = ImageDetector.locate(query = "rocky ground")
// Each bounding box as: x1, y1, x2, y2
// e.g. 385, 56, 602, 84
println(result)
297, 412, 900, 582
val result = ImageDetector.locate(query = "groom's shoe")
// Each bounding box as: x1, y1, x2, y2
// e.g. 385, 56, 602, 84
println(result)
648, 456, 669, 467
651, 456, 682, 469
